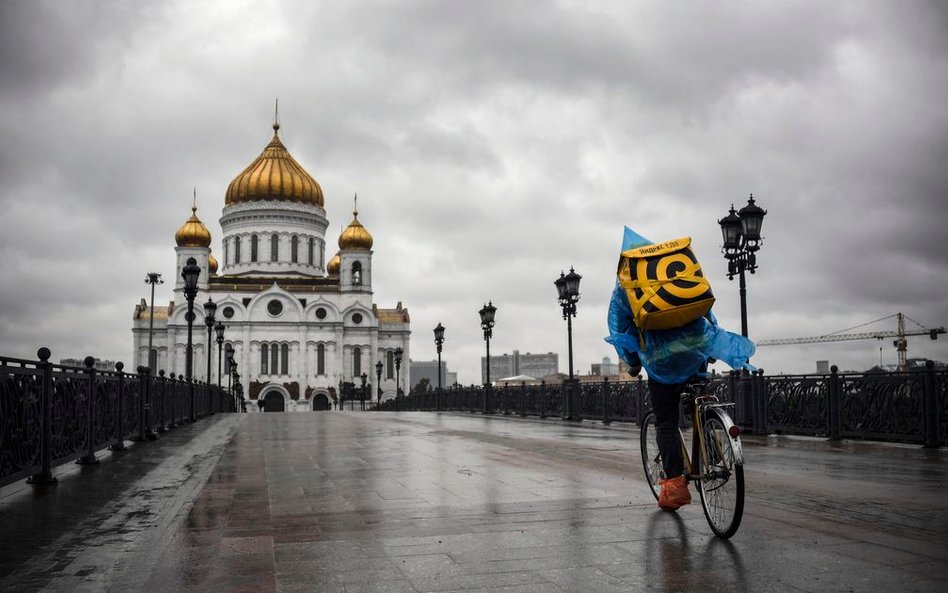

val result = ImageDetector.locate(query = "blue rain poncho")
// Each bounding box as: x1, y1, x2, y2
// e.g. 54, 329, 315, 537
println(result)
604, 227, 756, 384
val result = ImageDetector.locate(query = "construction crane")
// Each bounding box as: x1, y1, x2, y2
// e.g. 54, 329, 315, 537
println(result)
757, 313, 945, 371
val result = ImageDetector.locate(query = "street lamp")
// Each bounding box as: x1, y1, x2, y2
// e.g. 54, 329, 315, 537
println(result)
215, 321, 225, 388
181, 257, 201, 421
375, 360, 383, 409
555, 267, 582, 421
393, 347, 403, 412
433, 322, 445, 411
360, 372, 367, 411
478, 301, 496, 413
719, 194, 767, 337
144, 273, 164, 372
203, 297, 217, 415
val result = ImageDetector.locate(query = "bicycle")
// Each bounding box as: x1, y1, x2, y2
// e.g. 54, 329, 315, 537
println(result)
640, 377, 745, 538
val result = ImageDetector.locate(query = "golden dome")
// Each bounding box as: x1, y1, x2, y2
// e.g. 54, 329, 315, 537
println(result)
208, 253, 219, 275
175, 206, 212, 248
327, 252, 341, 276
339, 210, 373, 250
225, 123, 324, 207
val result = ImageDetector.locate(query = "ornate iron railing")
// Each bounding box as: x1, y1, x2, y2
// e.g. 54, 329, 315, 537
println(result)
383, 362, 946, 447
1, 348, 236, 488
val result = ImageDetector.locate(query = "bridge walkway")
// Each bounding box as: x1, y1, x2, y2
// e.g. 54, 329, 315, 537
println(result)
1, 412, 946, 592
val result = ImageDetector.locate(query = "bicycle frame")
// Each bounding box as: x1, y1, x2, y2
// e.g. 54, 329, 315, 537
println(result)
677, 391, 744, 482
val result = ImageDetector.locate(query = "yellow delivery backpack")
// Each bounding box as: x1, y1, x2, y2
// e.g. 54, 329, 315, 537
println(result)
617, 237, 715, 334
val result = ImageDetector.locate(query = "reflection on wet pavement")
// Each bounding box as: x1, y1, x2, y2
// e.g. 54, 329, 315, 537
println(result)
2, 411, 947, 592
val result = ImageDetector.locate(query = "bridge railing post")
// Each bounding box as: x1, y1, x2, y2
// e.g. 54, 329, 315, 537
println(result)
539, 381, 547, 419
601, 377, 611, 425
753, 369, 769, 435
923, 360, 940, 448
828, 365, 842, 441
157, 371, 168, 432
110, 363, 128, 450
77, 357, 99, 465
28, 347, 57, 485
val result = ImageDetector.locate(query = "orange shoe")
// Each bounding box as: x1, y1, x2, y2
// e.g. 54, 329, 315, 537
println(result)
658, 475, 692, 511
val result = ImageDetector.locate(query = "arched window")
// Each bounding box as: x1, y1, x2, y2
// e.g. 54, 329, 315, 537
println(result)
386, 350, 394, 379
270, 343, 279, 374
235, 236, 242, 264
317, 344, 325, 375
223, 242, 228, 267
281, 344, 289, 375
353, 347, 362, 377
352, 261, 362, 285
291, 235, 299, 263
271, 234, 279, 262
251, 234, 258, 262
308, 237, 315, 266
261, 343, 269, 375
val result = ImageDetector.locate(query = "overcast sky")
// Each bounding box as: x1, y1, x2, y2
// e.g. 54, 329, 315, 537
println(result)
2, 0, 947, 383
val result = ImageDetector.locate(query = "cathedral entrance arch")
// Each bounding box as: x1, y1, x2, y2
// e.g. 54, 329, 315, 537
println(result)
311, 393, 331, 411
259, 385, 288, 413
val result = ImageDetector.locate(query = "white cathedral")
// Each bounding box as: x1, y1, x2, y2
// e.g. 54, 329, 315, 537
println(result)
131, 120, 411, 411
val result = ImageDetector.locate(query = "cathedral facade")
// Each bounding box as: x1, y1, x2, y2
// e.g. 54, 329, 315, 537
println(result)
131, 121, 410, 411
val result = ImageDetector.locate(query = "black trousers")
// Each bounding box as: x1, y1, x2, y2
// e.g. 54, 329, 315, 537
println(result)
649, 378, 686, 479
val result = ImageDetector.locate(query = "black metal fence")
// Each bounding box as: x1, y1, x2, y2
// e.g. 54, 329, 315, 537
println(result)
1, 348, 236, 488
381, 363, 947, 447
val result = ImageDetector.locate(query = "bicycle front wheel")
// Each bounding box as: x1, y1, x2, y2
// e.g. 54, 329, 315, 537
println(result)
697, 410, 744, 538
639, 411, 663, 501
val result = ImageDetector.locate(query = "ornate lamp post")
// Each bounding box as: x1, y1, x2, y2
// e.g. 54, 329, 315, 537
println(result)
215, 321, 225, 387
555, 267, 582, 421
360, 372, 367, 411
478, 302, 496, 413
144, 273, 164, 372
203, 297, 217, 415
393, 347, 403, 412
719, 194, 767, 337
181, 257, 201, 421
375, 360, 383, 409
433, 322, 445, 411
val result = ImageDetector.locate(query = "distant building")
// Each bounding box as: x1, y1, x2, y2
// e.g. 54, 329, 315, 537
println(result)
867, 358, 946, 373
409, 359, 454, 390
590, 357, 619, 376
60, 357, 117, 372
481, 350, 558, 384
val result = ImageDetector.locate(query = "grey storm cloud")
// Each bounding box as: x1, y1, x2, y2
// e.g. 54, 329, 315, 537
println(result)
1, 0, 947, 381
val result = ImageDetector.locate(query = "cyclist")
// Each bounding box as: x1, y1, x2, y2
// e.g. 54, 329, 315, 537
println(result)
606, 284, 754, 512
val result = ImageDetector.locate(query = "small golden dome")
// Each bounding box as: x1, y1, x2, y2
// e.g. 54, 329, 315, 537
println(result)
225, 123, 324, 207
327, 252, 341, 276
208, 253, 219, 275
175, 206, 212, 248
338, 210, 373, 250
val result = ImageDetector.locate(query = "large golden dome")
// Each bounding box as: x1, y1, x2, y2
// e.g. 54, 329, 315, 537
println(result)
208, 253, 219, 275
225, 123, 324, 207
175, 206, 212, 248
326, 252, 341, 276
339, 210, 373, 250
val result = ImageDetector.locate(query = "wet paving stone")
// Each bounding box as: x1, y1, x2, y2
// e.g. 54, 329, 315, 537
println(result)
2, 411, 948, 592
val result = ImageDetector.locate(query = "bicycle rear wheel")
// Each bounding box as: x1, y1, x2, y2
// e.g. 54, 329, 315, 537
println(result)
639, 411, 663, 501
697, 410, 744, 538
